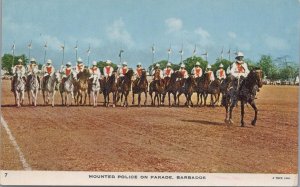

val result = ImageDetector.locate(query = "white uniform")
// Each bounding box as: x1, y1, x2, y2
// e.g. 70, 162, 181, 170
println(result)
163, 67, 174, 78
206, 70, 215, 81
61, 67, 74, 78
12, 65, 26, 77
230, 61, 250, 78
26, 63, 39, 75
75, 63, 85, 73
191, 67, 203, 78
179, 69, 188, 79
89, 66, 101, 79
42, 64, 55, 77
151, 68, 163, 79
103, 66, 114, 77
118, 67, 128, 77
216, 68, 226, 79
135, 67, 143, 78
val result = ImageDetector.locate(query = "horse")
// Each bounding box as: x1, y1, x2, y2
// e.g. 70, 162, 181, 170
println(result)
13, 71, 25, 107
149, 69, 165, 106
177, 75, 197, 107
117, 69, 134, 107
27, 70, 39, 107
59, 72, 75, 106
132, 69, 148, 107
207, 79, 221, 107
42, 72, 59, 107
223, 68, 263, 127
162, 71, 183, 107
75, 69, 90, 105
102, 72, 118, 107
88, 74, 101, 107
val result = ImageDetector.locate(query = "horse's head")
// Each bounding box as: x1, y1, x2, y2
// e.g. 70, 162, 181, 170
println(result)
141, 69, 146, 76
154, 69, 161, 79
252, 68, 263, 88
126, 69, 134, 78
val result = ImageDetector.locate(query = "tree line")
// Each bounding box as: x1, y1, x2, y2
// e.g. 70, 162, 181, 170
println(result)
1, 53, 299, 81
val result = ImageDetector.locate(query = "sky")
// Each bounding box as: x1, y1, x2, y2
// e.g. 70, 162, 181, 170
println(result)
2, 0, 300, 69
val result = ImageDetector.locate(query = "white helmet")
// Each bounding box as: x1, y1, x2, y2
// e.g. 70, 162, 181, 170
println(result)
236, 52, 244, 58
137, 62, 142, 66
106, 60, 112, 64
92, 61, 97, 66
18, 59, 23, 63
156, 63, 160, 67
219, 63, 224, 68
167, 62, 171, 67
207, 64, 211, 69
30, 58, 36, 62
47, 59, 52, 64
195, 62, 200, 66
122, 61, 127, 66
66, 62, 72, 66
180, 64, 185, 68
77, 58, 83, 63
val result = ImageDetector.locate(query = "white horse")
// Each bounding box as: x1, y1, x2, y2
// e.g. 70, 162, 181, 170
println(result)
13, 71, 25, 107
60, 73, 75, 106
27, 70, 40, 107
89, 74, 101, 107
42, 72, 59, 107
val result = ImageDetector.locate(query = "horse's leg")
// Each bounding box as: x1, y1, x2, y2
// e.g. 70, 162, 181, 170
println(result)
42, 91, 46, 105
84, 91, 87, 105
228, 102, 235, 124
16, 92, 20, 107
177, 92, 181, 106
249, 100, 258, 126
125, 92, 129, 107
173, 92, 177, 106
144, 91, 147, 106
168, 92, 171, 107
138, 93, 141, 107
196, 92, 199, 106
184, 93, 188, 106
150, 91, 154, 106
240, 100, 245, 127
28, 89, 31, 105
132, 93, 135, 105
52, 91, 55, 107
112, 92, 116, 108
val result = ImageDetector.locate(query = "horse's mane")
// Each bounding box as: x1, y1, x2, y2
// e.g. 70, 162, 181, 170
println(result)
125, 69, 134, 79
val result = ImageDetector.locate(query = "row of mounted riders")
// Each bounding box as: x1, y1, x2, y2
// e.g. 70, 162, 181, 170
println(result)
12, 66, 263, 127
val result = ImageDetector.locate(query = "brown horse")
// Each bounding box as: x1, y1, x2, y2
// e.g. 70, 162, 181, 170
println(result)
223, 68, 263, 127
195, 73, 209, 106
177, 75, 197, 107
75, 69, 90, 105
102, 72, 118, 107
117, 69, 134, 107
162, 71, 183, 107
149, 69, 165, 106
207, 79, 221, 107
132, 69, 148, 107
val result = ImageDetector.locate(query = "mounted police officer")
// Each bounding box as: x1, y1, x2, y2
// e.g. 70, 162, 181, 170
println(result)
11, 58, 26, 92
216, 63, 226, 81
230, 52, 249, 91
163, 62, 174, 78
26, 58, 41, 91
41, 59, 55, 89
191, 61, 203, 78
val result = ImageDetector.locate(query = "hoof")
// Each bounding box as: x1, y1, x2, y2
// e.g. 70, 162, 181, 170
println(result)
228, 119, 233, 124
251, 120, 256, 126
241, 122, 245, 127
112, 104, 116, 108
138, 104, 141, 107
188, 105, 191, 108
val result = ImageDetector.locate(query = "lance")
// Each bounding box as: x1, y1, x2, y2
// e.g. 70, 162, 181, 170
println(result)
11, 42, 15, 73
119, 49, 124, 64
61, 41, 65, 66
87, 44, 91, 67
227, 48, 231, 61
44, 41, 47, 63
151, 44, 155, 64
74, 40, 78, 61
179, 43, 183, 64
202, 51, 208, 62
167, 44, 172, 62
220, 47, 224, 60
28, 40, 32, 60
192, 44, 196, 59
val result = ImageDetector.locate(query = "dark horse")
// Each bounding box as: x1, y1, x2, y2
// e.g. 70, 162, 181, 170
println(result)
101, 72, 118, 107
161, 71, 183, 107
117, 69, 134, 107
223, 68, 263, 127
177, 75, 197, 107
149, 69, 165, 106
195, 73, 220, 107
132, 69, 148, 107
